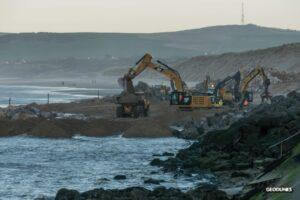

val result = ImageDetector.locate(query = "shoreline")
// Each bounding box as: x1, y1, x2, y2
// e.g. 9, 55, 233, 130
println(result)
53, 91, 300, 200
0, 82, 298, 199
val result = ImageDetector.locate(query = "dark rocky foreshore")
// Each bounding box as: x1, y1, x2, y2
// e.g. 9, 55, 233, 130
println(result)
55, 185, 229, 200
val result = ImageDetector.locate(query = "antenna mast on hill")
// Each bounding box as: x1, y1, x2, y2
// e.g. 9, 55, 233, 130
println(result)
241, 1, 245, 25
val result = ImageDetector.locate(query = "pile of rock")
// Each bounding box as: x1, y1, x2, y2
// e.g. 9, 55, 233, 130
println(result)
55, 113, 87, 121
171, 109, 247, 140
171, 90, 300, 140
135, 81, 152, 94
0, 103, 56, 120
267, 68, 300, 83
152, 91, 300, 196
134, 81, 170, 101
0, 103, 90, 121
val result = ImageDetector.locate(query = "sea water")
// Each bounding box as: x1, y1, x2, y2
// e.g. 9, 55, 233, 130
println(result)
0, 136, 210, 200
0, 85, 121, 107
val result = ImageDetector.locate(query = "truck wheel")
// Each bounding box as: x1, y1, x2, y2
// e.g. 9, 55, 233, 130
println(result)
116, 106, 124, 118
132, 106, 139, 118
135, 105, 144, 118
143, 107, 149, 117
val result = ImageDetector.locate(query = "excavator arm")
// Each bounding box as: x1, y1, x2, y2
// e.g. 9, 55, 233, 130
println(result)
118, 53, 153, 94
119, 53, 185, 93
154, 60, 185, 92
213, 71, 241, 96
240, 66, 271, 103
125, 53, 153, 80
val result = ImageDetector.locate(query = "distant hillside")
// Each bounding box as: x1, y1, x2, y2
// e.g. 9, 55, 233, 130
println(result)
175, 43, 300, 81
1, 24, 300, 61
1, 43, 300, 83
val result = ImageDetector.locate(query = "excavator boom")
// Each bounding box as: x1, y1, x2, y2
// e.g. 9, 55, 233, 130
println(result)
213, 71, 241, 96
241, 67, 268, 92
240, 66, 271, 104
154, 60, 185, 92
211, 71, 241, 104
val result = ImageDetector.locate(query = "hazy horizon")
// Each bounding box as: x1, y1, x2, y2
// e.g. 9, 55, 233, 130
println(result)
1, 0, 300, 33
1, 23, 300, 34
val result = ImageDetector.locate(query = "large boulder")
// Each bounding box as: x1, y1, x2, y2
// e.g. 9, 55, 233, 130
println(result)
188, 184, 229, 200
135, 81, 151, 93
113, 175, 126, 180
0, 109, 6, 119
55, 188, 80, 200
11, 112, 38, 120
144, 178, 164, 185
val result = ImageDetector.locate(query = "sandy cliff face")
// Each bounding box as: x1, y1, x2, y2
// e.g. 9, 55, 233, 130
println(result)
175, 43, 300, 81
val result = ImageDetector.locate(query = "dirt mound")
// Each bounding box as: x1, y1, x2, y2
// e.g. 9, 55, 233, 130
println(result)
0, 100, 175, 138
80, 119, 130, 137
123, 120, 172, 138
31, 120, 70, 138
0, 118, 131, 138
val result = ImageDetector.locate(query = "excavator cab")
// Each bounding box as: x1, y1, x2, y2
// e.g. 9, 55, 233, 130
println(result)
247, 91, 254, 102
170, 91, 192, 105
170, 91, 214, 109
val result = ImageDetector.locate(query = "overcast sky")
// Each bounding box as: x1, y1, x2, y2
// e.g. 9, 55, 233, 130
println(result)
1, 0, 300, 33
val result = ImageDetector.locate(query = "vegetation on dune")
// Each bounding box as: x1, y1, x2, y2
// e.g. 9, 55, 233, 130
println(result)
251, 144, 300, 200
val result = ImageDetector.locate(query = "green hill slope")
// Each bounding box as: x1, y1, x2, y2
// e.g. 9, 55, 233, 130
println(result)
1, 24, 300, 60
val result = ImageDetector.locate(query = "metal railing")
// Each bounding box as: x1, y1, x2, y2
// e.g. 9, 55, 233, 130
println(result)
268, 131, 300, 157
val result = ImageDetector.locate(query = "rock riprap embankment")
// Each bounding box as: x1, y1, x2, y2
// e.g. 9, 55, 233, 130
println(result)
152, 91, 300, 197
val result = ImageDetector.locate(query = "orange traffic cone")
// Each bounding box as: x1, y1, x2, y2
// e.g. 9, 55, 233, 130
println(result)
243, 99, 249, 106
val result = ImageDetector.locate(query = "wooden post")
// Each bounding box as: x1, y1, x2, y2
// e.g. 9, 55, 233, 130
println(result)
47, 93, 50, 104
97, 89, 100, 101
8, 97, 11, 107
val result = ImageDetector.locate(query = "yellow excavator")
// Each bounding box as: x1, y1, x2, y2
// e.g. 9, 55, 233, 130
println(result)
239, 66, 272, 106
213, 71, 241, 105
212, 67, 271, 106
155, 60, 218, 109
116, 53, 216, 117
